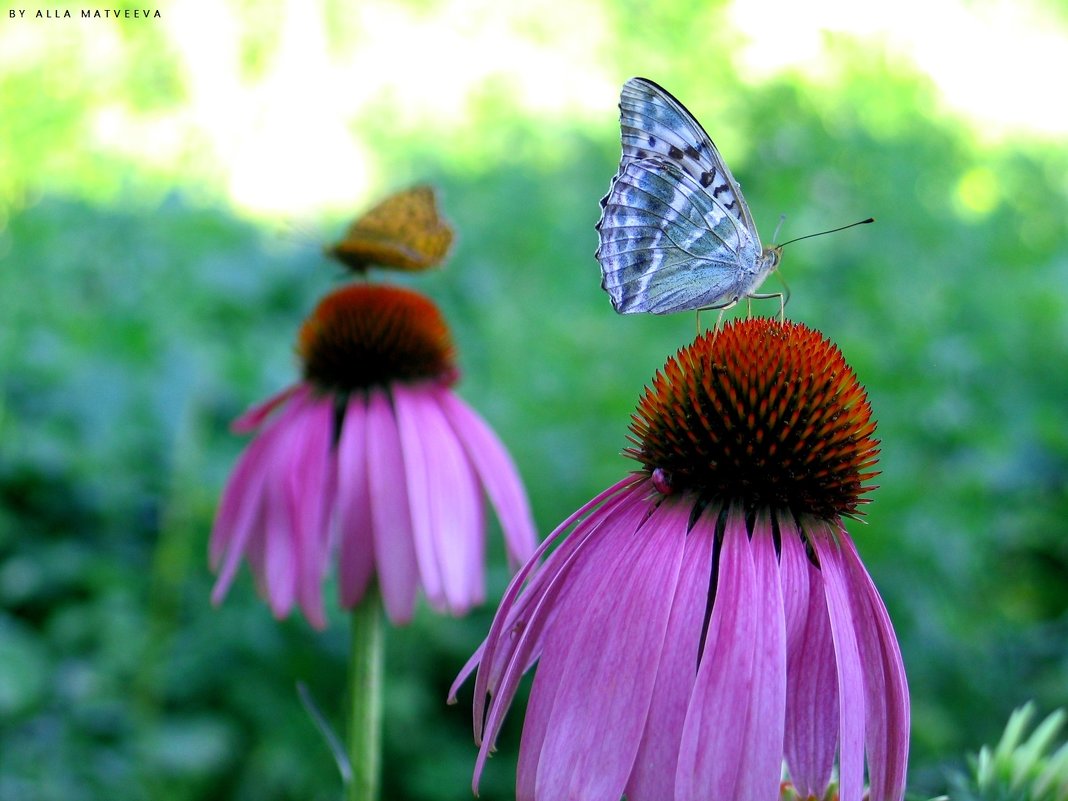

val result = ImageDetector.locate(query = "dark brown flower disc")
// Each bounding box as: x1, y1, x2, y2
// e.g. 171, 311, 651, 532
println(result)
298, 284, 456, 392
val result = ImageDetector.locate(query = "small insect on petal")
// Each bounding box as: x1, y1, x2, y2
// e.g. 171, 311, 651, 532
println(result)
651, 466, 675, 495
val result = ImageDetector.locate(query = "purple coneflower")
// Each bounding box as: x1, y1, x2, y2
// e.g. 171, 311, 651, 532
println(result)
210, 283, 537, 629
451, 319, 909, 801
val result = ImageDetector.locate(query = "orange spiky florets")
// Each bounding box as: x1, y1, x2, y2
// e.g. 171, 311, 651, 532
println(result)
628, 319, 880, 519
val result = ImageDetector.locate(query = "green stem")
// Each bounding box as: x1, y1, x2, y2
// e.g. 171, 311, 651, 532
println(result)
347, 588, 384, 801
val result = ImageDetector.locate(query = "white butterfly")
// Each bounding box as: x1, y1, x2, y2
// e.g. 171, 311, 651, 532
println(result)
596, 77, 783, 315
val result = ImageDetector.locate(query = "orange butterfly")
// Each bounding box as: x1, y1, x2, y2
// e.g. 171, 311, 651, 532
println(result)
326, 185, 454, 272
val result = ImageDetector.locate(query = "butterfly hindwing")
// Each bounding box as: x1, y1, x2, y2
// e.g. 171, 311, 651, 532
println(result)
599, 158, 760, 314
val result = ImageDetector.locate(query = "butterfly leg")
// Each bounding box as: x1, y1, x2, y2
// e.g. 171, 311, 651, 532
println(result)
746, 293, 786, 322
748, 277, 791, 322
714, 307, 728, 333
749, 272, 792, 322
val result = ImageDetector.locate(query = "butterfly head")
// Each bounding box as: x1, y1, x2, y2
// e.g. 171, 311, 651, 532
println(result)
762, 245, 783, 272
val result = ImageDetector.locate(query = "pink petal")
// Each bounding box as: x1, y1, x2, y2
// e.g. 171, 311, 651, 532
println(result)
365, 388, 420, 625
236, 391, 318, 617
210, 423, 275, 596
677, 506, 787, 801
840, 530, 910, 801
520, 490, 685, 801
395, 384, 483, 615
434, 388, 538, 566
262, 419, 301, 618
625, 500, 715, 801
336, 392, 374, 609
392, 385, 446, 610
293, 397, 336, 628
460, 476, 641, 763
231, 383, 305, 433
782, 517, 839, 798
779, 514, 811, 649
811, 520, 867, 801
505, 487, 649, 795
473, 505, 608, 793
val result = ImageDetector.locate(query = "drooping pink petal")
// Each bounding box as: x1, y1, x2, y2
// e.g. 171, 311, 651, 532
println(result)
744, 516, 789, 800
395, 384, 484, 614
811, 520, 867, 801
336, 392, 374, 610
782, 516, 839, 798
458, 477, 639, 704
211, 388, 314, 571
261, 410, 304, 619
231, 383, 305, 433
677, 506, 787, 801
625, 499, 715, 801
779, 514, 811, 650
365, 388, 420, 624
282, 396, 334, 629
434, 387, 538, 566
237, 390, 319, 617
509, 488, 649, 797
392, 384, 446, 610
459, 476, 641, 759
839, 529, 910, 801
520, 490, 686, 801
471, 496, 620, 792
210, 418, 277, 594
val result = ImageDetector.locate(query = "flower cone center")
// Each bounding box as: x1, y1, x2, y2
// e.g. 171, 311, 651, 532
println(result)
628, 319, 879, 519
298, 284, 455, 392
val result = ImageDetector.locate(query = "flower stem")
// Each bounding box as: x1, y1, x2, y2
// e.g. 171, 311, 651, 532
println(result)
347, 588, 384, 801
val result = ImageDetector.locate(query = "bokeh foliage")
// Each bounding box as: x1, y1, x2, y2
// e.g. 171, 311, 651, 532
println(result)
2, 1, 1068, 799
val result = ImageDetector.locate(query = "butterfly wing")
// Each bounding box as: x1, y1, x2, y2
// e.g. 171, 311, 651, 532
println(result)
599, 157, 762, 314
327, 185, 453, 272
613, 77, 759, 238
597, 78, 767, 314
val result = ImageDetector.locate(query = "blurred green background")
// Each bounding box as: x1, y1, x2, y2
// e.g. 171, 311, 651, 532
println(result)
2, 1, 1067, 799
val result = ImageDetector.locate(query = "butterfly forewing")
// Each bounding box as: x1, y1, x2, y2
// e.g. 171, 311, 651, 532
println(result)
596, 77, 774, 315
617, 78, 758, 237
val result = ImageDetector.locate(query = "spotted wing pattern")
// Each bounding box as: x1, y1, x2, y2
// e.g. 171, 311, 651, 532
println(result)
596, 77, 772, 314
327, 185, 454, 272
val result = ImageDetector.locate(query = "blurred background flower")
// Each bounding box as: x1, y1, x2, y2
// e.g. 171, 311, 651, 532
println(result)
210, 282, 537, 628
1, 0, 1067, 799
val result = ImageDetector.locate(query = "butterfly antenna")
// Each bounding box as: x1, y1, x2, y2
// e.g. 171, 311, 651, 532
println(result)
777, 217, 874, 248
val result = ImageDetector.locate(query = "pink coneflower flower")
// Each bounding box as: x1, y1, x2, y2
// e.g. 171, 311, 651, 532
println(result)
210, 283, 537, 629
451, 319, 909, 801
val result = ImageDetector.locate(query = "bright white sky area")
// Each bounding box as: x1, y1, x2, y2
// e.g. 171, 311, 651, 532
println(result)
3, 0, 1065, 216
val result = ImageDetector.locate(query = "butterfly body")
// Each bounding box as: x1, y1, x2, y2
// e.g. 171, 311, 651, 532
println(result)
596, 78, 781, 315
